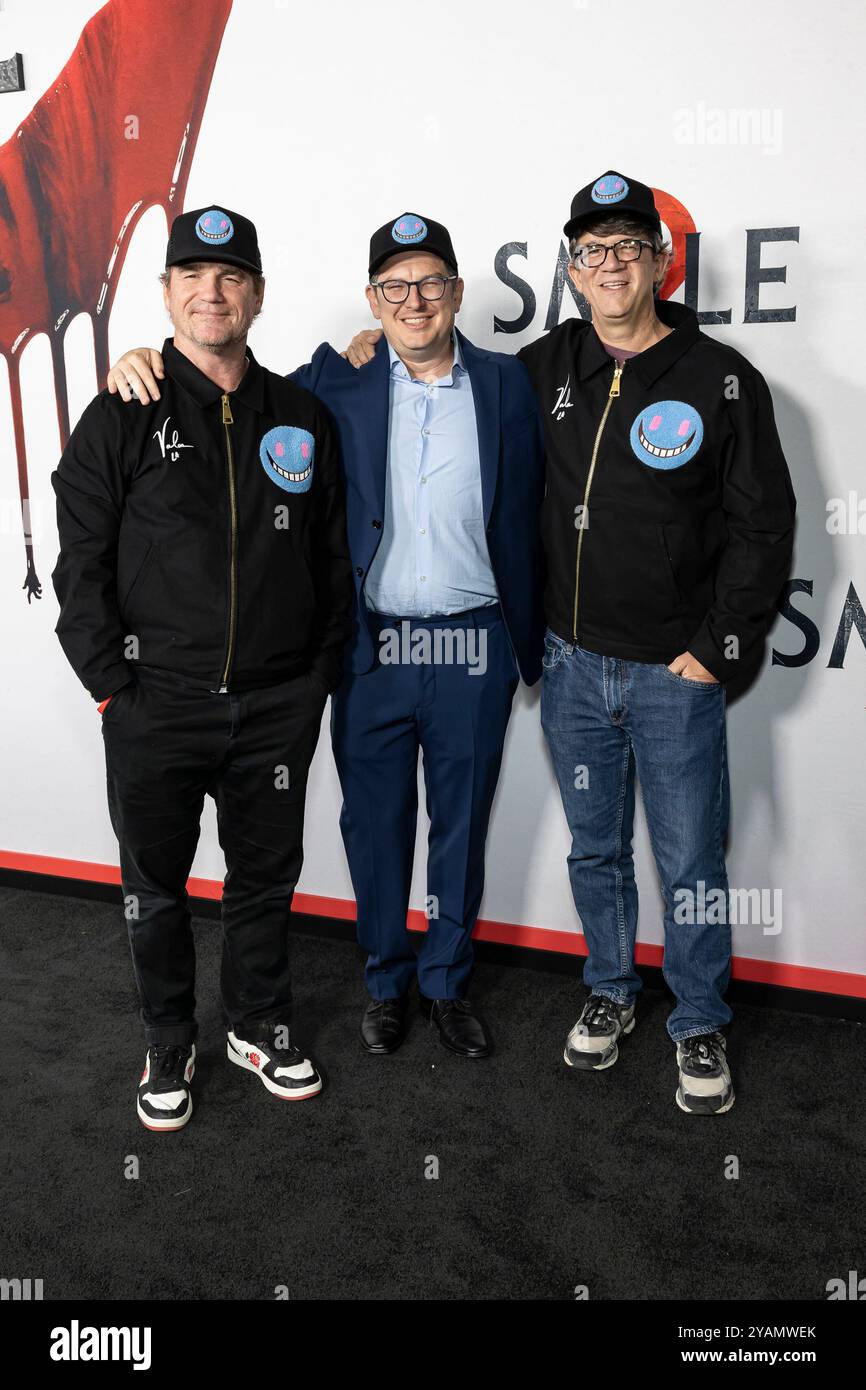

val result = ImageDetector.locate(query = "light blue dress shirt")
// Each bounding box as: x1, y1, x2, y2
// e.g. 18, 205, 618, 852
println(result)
363, 335, 500, 617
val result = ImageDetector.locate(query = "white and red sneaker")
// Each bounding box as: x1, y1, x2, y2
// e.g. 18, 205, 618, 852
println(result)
136, 1043, 195, 1132
227, 1030, 322, 1100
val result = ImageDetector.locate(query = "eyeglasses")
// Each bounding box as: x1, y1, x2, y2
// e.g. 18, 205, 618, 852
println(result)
572, 239, 656, 268
370, 274, 457, 304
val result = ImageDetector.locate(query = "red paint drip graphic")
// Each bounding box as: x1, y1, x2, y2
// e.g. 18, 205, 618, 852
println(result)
0, 0, 233, 602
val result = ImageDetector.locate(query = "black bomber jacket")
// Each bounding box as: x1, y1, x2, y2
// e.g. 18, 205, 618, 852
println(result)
518, 301, 796, 682
51, 340, 354, 701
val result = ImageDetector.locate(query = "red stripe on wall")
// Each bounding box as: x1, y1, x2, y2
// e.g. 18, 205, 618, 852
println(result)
2, 848, 864, 999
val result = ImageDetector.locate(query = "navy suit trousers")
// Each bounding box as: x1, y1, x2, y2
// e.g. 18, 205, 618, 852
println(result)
330, 604, 519, 1000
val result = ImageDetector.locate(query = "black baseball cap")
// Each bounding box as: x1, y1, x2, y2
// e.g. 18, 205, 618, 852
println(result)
166, 204, 262, 274
368, 213, 458, 277
563, 171, 662, 239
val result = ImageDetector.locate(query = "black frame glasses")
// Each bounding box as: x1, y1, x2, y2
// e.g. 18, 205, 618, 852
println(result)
370, 274, 458, 304
572, 239, 656, 269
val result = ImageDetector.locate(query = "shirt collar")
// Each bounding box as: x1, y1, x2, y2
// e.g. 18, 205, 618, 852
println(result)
577, 300, 700, 389
387, 331, 465, 383
163, 338, 265, 412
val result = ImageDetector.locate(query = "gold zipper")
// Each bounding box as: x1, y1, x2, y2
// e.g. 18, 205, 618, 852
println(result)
221, 393, 238, 688
572, 360, 624, 642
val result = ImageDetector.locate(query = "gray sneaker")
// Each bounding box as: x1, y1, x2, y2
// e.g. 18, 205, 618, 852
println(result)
675, 1032, 735, 1114
564, 994, 636, 1071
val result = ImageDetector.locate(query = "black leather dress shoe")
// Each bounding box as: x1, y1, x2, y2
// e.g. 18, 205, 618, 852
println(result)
419, 995, 491, 1058
360, 997, 409, 1054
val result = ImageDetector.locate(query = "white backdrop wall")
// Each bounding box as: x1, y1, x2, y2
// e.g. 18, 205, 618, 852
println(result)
1, 0, 864, 993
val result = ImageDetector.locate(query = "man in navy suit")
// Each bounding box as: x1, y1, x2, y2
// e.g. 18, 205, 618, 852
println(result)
107, 212, 545, 1060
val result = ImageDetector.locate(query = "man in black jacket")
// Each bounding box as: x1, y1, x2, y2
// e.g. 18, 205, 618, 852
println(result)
51, 205, 353, 1130
518, 171, 795, 1114
103, 215, 546, 1065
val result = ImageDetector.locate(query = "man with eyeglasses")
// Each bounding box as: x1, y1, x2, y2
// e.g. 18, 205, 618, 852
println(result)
514, 171, 796, 1114
106, 212, 545, 1061
340, 174, 796, 1113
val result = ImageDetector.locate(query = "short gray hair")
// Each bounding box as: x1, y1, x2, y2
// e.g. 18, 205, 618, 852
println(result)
569, 215, 670, 262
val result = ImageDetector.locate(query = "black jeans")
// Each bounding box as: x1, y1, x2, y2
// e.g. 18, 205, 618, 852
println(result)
101, 664, 328, 1047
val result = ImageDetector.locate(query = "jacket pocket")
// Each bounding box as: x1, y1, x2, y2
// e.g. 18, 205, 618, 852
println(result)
297, 553, 316, 618
657, 524, 684, 606
118, 541, 155, 610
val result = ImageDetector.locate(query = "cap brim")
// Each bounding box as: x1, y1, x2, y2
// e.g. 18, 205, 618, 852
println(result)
369, 247, 458, 277
563, 209, 662, 240
168, 252, 261, 274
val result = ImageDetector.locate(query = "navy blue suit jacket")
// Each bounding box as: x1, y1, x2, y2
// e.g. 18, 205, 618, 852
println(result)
289, 327, 545, 685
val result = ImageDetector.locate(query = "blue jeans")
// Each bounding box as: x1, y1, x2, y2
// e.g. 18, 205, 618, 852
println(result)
540, 631, 732, 1041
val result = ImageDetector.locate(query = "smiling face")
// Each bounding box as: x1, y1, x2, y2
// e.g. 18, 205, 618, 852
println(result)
259, 425, 315, 493
195, 209, 235, 246
591, 173, 629, 205
629, 399, 704, 469
365, 250, 464, 362
163, 260, 264, 353
567, 224, 670, 329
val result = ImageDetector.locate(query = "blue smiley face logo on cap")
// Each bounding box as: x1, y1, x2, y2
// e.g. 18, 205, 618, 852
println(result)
629, 401, 704, 469
591, 174, 629, 205
260, 426, 315, 494
195, 209, 234, 245
392, 215, 428, 245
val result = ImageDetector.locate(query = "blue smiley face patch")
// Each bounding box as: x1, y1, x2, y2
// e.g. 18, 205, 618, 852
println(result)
196, 209, 234, 245
392, 214, 428, 245
591, 174, 629, 205
260, 426, 315, 493
629, 401, 704, 469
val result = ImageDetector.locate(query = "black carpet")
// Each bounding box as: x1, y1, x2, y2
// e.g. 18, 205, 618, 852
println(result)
1, 884, 863, 1302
